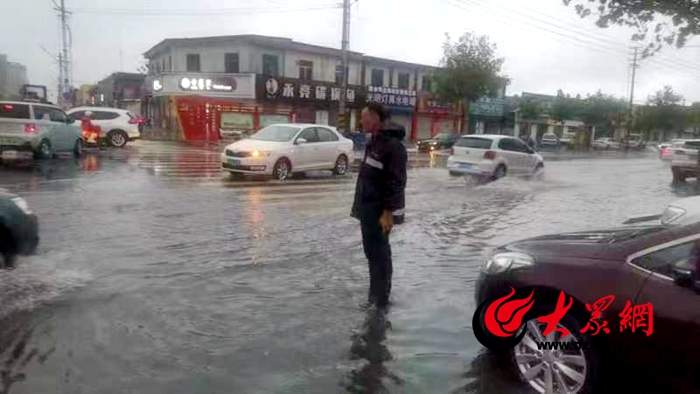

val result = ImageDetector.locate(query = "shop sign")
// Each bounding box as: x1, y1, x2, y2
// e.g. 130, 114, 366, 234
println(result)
146, 73, 256, 99
470, 97, 506, 117
260, 76, 361, 105
366, 86, 416, 107
221, 112, 254, 130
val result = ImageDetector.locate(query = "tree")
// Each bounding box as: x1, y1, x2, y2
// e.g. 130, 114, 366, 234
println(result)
434, 32, 505, 132
563, 0, 700, 57
635, 86, 687, 140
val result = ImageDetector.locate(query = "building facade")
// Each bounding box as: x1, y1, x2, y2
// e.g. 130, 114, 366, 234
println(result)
142, 34, 460, 142
0, 54, 28, 100
95, 72, 145, 115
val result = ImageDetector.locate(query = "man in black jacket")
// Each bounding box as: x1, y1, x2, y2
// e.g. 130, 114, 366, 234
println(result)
351, 103, 407, 308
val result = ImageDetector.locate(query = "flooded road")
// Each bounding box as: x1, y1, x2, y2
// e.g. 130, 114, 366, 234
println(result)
0, 142, 695, 393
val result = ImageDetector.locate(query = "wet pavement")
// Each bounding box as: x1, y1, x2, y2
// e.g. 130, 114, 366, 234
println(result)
0, 141, 697, 393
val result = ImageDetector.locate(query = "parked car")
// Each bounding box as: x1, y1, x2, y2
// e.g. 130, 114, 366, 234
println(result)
0, 189, 38, 268
67, 106, 141, 148
670, 139, 700, 182
0, 101, 83, 159
539, 133, 561, 149
592, 137, 620, 150
446, 135, 544, 180
417, 132, 461, 152
221, 123, 353, 181
622, 133, 646, 150
475, 205, 700, 393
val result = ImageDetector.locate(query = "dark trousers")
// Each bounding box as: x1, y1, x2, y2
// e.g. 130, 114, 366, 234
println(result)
360, 215, 392, 306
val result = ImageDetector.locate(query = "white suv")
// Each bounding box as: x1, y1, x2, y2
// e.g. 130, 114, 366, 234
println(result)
67, 106, 140, 148
447, 134, 544, 180
670, 139, 700, 182
0, 101, 83, 159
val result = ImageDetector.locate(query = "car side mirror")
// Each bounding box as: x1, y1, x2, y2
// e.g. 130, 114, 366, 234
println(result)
671, 259, 697, 290
296, 138, 307, 145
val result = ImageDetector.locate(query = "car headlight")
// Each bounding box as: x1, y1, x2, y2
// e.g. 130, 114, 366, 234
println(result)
661, 206, 686, 224
251, 150, 271, 158
11, 197, 32, 215
482, 252, 534, 274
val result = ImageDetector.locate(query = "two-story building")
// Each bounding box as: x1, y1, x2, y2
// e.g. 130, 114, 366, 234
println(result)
142, 34, 462, 141
95, 72, 146, 115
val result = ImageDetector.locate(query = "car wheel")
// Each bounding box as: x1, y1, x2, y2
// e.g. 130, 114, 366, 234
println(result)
449, 170, 463, 177
108, 130, 128, 148
333, 154, 348, 175
531, 163, 544, 179
512, 315, 598, 394
672, 167, 686, 183
273, 158, 291, 181
0, 226, 16, 269
73, 138, 83, 157
493, 165, 507, 180
34, 139, 52, 160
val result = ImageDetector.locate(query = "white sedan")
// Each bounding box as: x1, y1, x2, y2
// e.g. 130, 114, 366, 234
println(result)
221, 123, 353, 180
447, 134, 544, 180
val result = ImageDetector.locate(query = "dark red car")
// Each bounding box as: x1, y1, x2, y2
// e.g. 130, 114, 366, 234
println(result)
474, 221, 700, 393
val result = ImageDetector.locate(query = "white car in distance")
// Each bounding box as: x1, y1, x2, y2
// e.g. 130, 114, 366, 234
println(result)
221, 123, 353, 181
67, 106, 141, 148
447, 134, 544, 180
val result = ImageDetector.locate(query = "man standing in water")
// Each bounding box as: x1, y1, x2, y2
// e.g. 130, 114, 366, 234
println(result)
351, 103, 407, 308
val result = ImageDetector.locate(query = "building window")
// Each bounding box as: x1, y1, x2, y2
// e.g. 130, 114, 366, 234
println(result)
422, 75, 432, 92
161, 58, 166, 73
298, 60, 313, 80
224, 53, 239, 73
398, 73, 410, 89
371, 69, 384, 87
335, 65, 346, 84
186, 54, 200, 72
168, 55, 172, 71
262, 54, 279, 76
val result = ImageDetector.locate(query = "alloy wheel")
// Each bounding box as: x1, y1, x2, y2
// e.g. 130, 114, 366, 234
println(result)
111, 132, 126, 147
335, 156, 348, 175
514, 320, 587, 394
275, 161, 289, 180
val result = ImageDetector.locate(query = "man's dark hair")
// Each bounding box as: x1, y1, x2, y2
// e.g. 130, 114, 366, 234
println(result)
364, 102, 390, 122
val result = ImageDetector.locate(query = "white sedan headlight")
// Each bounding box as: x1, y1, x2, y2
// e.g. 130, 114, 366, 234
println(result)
251, 150, 271, 158
11, 197, 32, 215
482, 252, 534, 274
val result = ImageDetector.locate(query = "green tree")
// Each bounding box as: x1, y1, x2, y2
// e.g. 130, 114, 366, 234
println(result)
636, 86, 687, 140
563, 0, 700, 57
434, 32, 505, 132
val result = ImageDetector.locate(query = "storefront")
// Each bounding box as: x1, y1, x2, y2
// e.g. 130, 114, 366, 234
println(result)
365, 86, 416, 135
413, 93, 463, 141
469, 97, 514, 135
256, 75, 365, 130
143, 73, 258, 141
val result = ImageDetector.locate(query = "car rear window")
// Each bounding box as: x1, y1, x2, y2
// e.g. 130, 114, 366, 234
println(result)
0, 103, 30, 119
455, 137, 493, 149
683, 141, 700, 149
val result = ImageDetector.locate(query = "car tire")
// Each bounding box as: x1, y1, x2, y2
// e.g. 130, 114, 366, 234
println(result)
449, 171, 463, 177
108, 130, 128, 148
0, 226, 16, 269
512, 313, 599, 394
672, 167, 686, 183
273, 158, 291, 181
73, 138, 83, 157
34, 139, 52, 160
333, 154, 348, 176
530, 163, 544, 180
493, 165, 507, 180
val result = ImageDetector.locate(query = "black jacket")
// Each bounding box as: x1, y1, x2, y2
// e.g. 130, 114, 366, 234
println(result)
351, 123, 407, 224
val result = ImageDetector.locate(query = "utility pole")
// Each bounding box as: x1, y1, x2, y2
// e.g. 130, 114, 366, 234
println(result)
627, 47, 639, 141
55, 0, 71, 107
338, 0, 351, 133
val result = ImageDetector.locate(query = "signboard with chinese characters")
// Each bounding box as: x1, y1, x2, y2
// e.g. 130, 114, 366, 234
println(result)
145, 73, 256, 99
366, 86, 416, 108
257, 76, 364, 107
470, 97, 507, 117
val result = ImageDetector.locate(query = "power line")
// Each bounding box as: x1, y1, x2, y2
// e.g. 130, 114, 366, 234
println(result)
70, 4, 340, 16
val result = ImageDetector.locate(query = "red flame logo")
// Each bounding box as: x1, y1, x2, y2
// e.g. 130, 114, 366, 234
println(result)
483, 288, 535, 337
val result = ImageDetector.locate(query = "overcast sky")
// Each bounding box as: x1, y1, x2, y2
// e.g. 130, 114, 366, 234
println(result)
2, 0, 699, 104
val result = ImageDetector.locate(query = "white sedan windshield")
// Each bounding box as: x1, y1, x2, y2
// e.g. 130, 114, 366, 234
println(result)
250, 125, 300, 142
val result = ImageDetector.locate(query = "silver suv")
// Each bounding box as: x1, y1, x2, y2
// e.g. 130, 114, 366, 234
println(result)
0, 101, 83, 160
